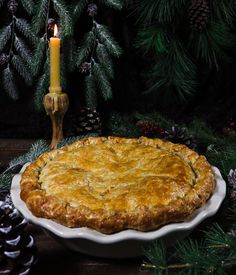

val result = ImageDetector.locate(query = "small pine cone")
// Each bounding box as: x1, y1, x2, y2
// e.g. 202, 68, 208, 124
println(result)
87, 3, 98, 17
0, 195, 37, 275
188, 0, 209, 31
47, 18, 56, 38
76, 107, 101, 135
7, 0, 18, 14
79, 62, 91, 74
136, 120, 159, 136
228, 169, 236, 189
162, 126, 197, 150
0, 53, 9, 67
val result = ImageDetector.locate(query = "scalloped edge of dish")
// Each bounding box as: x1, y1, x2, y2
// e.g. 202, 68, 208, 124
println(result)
11, 163, 226, 244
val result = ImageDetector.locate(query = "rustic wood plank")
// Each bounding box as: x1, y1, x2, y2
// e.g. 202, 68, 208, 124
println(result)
0, 139, 35, 169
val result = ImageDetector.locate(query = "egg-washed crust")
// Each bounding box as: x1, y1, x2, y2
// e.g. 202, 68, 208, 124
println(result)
20, 137, 215, 234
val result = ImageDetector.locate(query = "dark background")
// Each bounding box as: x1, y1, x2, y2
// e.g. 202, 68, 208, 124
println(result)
1, 6, 236, 139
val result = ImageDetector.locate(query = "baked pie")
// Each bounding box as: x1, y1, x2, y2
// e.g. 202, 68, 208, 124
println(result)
20, 137, 215, 234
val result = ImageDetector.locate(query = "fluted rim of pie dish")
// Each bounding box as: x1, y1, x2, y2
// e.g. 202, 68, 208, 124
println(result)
11, 163, 226, 244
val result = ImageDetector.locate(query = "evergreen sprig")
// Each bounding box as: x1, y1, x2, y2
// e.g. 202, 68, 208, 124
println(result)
146, 40, 196, 102
135, 0, 236, 104
73, 0, 123, 108
0, 0, 35, 100
189, 21, 236, 69
136, 0, 187, 24
143, 222, 236, 274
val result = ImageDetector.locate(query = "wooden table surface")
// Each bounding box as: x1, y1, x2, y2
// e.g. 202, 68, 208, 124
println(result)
0, 139, 151, 275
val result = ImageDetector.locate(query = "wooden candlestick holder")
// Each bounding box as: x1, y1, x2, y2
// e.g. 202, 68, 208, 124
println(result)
43, 93, 69, 149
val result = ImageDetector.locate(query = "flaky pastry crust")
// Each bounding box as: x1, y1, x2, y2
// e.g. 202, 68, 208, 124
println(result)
20, 137, 215, 234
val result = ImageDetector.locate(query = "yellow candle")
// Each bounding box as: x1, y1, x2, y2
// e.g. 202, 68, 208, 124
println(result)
49, 24, 62, 94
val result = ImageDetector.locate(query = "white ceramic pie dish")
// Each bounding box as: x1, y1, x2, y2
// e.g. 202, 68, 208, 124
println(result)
11, 163, 226, 258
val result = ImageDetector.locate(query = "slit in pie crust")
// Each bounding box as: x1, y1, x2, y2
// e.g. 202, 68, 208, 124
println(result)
20, 137, 215, 234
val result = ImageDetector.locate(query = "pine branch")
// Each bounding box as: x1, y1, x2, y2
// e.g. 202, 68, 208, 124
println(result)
99, 0, 124, 10
2, 67, 19, 100
136, 26, 168, 55
76, 31, 96, 66
189, 22, 236, 69
0, 174, 12, 192
11, 55, 32, 85
32, 0, 49, 34
205, 224, 236, 249
96, 43, 114, 79
144, 240, 167, 269
73, 0, 88, 18
146, 40, 196, 103
93, 62, 112, 101
136, 0, 187, 24
14, 35, 32, 66
0, 25, 12, 52
53, 0, 73, 37
9, 140, 49, 169
15, 17, 35, 44
211, 0, 236, 26
95, 23, 122, 57
20, 0, 34, 15
85, 73, 97, 108
32, 37, 47, 76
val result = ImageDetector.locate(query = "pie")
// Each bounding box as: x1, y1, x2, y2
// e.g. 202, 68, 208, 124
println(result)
20, 136, 215, 234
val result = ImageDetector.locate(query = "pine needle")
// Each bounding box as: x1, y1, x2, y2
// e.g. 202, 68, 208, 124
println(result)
0, 174, 12, 192
14, 36, 32, 67
73, 0, 88, 18
15, 18, 35, 44
189, 21, 236, 69
9, 140, 49, 169
2, 67, 19, 100
93, 62, 112, 101
95, 23, 122, 57
99, 0, 124, 10
0, 25, 12, 52
32, 37, 47, 76
146, 39, 196, 102
53, 0, 73, 37
20, 0, 34, 15
32, 0, 49, 34
11, 55, 33, 85
76, 31, 96, 66
96, 43, 114, 79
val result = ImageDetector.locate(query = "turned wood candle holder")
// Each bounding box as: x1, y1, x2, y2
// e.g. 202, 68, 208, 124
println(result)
43, 93, 69, 149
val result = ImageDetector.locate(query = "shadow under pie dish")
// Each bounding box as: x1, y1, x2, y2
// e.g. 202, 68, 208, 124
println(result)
19, 136, 216, 234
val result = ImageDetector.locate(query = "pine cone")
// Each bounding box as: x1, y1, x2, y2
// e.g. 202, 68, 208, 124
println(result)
0, 53, 9, 68
188, 0, 209, 31
7, 0, 18, 14
75, 107, 101, 135
47, 18, 56, 39
87, 3, 98, 17
79, 62, 91, 74
0, 195, 37, 275
228, 169, 236, 189
162, 126, 197, 150
136, 120, 160, 137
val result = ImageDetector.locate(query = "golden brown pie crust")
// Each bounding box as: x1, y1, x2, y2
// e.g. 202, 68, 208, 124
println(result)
20, 137, 215, 234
